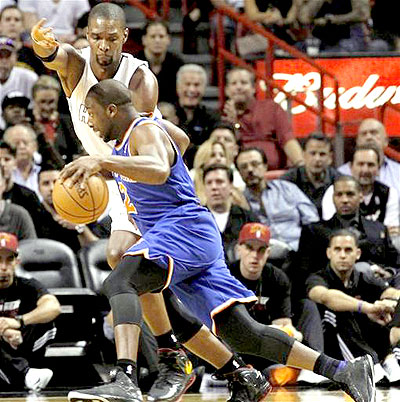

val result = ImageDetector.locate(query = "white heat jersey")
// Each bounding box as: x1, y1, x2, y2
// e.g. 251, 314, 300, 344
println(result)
67, 47, 148, 234
67, 47, 148, 156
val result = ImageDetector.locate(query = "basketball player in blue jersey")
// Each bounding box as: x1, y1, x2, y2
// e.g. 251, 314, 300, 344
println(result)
62, 79, 375, 402
31, 5, 271, 402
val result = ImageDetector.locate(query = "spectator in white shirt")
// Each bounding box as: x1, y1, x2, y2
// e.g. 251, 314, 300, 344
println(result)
19, 0, 90, 42
339, 118, 400, 205
323, 145, 400, 234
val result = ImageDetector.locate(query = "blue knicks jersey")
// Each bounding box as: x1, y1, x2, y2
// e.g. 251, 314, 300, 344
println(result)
112, 117, 205, 234
112, 117, 256, 329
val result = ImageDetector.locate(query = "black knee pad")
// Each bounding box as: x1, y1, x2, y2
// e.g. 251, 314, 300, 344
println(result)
102, 268, 135, 299
102, 255, 167, 298
215, 304, 295, 365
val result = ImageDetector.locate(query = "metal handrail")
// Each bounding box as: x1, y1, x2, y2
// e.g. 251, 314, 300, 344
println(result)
125, 0, 159, 20
214, 5, 341, 134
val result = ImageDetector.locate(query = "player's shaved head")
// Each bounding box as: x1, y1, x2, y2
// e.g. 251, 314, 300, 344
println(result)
87, 79, 132, 108
88, 3, 126, 28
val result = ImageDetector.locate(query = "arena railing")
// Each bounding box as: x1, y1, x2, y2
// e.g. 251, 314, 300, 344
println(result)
213, 6, 340, 134
126, 0, 170, 20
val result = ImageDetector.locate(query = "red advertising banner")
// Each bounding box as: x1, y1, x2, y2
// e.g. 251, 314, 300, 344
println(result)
256, 57, 400, 138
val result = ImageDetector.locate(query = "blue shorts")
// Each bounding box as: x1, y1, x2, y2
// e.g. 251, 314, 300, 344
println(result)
124, 206, 256, 329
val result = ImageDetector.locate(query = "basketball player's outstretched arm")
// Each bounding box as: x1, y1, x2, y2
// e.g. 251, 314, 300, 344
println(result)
60, 125, 174, 186
31, 19, 84, 97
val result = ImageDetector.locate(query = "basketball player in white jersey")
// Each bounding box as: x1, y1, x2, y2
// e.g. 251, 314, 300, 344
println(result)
30, 5, 274, 402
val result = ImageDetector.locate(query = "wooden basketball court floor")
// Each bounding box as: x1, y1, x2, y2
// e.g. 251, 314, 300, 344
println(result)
1, 388, 400, 402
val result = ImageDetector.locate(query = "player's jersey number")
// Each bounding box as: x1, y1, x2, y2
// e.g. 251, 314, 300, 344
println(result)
118, 182, 137, 215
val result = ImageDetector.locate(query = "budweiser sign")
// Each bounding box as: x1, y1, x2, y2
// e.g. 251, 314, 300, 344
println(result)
256, 57, 400, 137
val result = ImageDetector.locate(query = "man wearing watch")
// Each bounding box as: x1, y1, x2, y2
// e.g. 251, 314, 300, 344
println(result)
307, 229, 400, 384
0, 232, 61, 391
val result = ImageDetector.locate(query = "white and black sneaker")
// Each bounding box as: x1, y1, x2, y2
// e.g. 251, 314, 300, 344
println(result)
68, 368, 142, 402
25, 368, 53, 392
333, 355, 376, 402
382, 355, 400, 384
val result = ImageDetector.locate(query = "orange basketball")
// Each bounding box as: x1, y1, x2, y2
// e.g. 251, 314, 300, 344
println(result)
52, 174, 109, 224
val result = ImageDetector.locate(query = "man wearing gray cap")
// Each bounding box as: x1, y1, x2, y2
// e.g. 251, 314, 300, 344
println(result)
0, 36, 37, 130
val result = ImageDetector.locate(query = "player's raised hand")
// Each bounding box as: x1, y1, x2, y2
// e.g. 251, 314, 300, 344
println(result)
31, 18, 58, 49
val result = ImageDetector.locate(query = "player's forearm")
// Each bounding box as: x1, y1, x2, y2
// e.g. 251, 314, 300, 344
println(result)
99, 155, 170, 185
32, 42, 69, 72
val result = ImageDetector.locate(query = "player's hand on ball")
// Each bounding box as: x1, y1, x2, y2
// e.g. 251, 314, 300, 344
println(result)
60, 156, 102, 188
31, 18, 58, 48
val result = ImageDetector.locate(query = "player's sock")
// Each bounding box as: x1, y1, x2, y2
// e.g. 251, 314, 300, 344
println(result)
215, 354, 246, 375
313, 353, 347, 380
155, 330, 181, 350
117, 359, 138, 385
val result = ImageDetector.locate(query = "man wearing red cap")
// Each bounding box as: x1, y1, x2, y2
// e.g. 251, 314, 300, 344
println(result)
230, 223, 301, 347
0, 232, 61, 391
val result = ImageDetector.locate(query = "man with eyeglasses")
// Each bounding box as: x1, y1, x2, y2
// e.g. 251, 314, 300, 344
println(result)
235, 147, 319, 252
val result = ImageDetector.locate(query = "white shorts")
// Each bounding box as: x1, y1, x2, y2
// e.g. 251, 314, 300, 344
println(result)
107, 180, 141, 236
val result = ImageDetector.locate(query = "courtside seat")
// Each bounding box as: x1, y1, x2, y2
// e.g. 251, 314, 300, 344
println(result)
79, 239, 110, 293
17, 238, 82, 287
16, 239, 104, 386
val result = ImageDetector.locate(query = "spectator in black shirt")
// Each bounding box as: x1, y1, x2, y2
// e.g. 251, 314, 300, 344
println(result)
1, 92, 30, 136
228, 222, 324, 377
31, 75, 82, 164
0, 232, 60, 391
230, 222, 295, 329
175, 64, 220, 168
282, 132, 339, 217
306, 229, 400, 383
136, 21, 184, 105
296, 176, 400, 301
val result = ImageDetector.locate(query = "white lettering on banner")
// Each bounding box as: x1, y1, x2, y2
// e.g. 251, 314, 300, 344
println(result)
261, 73, 400, 114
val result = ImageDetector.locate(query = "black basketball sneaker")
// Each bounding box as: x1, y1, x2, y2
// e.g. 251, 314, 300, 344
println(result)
147, 348, 196, 402
68, 368, 142, 402
216, 366, 272, 402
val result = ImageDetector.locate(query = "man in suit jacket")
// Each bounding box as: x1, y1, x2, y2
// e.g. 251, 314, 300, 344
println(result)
294, 175, 400, 300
